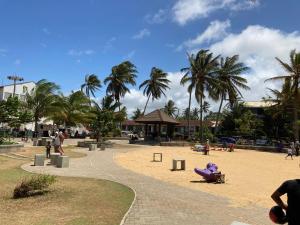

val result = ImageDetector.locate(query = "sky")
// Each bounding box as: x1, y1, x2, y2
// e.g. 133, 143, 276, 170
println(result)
1, 0, 300, 116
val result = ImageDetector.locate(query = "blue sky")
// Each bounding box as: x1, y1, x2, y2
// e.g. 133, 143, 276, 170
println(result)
1, 0, 300, 114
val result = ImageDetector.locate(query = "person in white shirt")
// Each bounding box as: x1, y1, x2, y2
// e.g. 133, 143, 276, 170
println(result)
285, 146, 293, 160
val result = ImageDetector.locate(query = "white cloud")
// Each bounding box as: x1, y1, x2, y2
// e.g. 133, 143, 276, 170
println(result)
208, 25, 300, 101
172, 0, 259, 25
123, 72, 208, 116
178, 19, 231, 51
14, 59, 21, 65
145, 9, 167, 24
132, 29, 151, 40
103, 37, 117, 53
124, 50, 136, 59
42, 28, 51, 35
123, 25, 300, 116
68, 49, 95, 56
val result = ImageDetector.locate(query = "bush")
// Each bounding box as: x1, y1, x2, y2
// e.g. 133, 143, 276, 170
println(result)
113, 128, 121, 137
13, 175, 56, 198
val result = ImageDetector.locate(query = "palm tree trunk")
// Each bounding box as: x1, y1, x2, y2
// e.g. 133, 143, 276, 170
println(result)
199, 95, 203, 142
143, 95, 151, 115
118, 99, 122, 129
187, 91, 192, 139
34, 116, 39, 137
214, 93, 224, 136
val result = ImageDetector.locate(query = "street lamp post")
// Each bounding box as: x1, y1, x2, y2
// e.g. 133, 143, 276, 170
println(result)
7, 75, 24, 97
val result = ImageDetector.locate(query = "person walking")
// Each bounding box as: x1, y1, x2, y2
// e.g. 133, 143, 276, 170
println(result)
53, 132, 63, 155
285, 147, 293, 160
271, 179, 300, 225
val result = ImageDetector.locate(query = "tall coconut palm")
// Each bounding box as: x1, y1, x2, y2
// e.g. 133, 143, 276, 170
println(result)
139, 67, 170, 115
213, 55, 250, 135
104, 61, 137, 112
80, 74, 101, 99
180, 67, 193, 139
265, 50, 300, 140
163, 100, 178, 118
181, 49, 220, 141
25, 79, 60, 133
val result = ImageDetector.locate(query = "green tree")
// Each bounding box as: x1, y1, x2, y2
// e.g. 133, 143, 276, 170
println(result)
49, 91, 91, 127
104, 61, 137, 112
25, 79, 60, 133
181, 49, 219, 141
265, 50, 300, 140
213, 55, 250, 135
163, 100, 178, 118
90, 101, 116, 142
139, 67, 170, 114
131, 108, 142, 120
80, 74, 101, 99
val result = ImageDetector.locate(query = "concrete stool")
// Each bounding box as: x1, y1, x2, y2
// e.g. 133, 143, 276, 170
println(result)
89, 144, 97, 151
57, 156, 69, 168
50, 153, 61, 165
34, 154, 45, 166
172, 159, 186, 171
153, 153, 162, 162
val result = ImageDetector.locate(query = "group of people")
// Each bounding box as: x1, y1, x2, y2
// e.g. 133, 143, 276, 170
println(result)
45, 131, 65, 158
285, 140, 300, 160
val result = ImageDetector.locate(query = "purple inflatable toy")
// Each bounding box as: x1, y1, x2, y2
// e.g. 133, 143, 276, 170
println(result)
194, 163, 222, 182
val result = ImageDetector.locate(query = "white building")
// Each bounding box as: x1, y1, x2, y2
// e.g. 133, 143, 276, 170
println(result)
0, 81, 36, 101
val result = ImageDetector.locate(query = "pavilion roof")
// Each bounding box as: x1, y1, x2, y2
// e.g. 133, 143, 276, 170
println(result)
135, 109, 179, 124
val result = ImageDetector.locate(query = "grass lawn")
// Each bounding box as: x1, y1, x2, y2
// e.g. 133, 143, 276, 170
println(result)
0, 147, 134, 225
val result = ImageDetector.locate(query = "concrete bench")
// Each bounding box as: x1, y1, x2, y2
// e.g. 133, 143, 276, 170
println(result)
153, 153, 162, 162
50, 153, 61, 165
172, 159, 186, 171
89, 144, 97, 151
34, 154, 45, 166
57, 156, 69, 168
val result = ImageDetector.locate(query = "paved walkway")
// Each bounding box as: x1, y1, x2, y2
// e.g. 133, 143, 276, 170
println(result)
22, 145, 272, 225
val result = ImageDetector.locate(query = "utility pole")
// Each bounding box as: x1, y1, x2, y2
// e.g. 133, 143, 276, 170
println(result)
7, 75, 24, 97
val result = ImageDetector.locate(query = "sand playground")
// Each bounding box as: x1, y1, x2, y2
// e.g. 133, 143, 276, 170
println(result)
115, 145, 300, 208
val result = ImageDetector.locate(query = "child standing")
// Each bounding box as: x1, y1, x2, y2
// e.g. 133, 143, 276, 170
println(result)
46, 141, 51, 158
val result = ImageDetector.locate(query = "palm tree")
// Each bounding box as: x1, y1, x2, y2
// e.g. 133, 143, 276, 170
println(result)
132, 108, 142, 120
81, 74, 101, 99
25, 79, 60, 133
181, 49, 220, 141
139, 67, 170, 115
163, 100, 178, 118
213, 55, 250, 135
180, 66, 193, 139
104, 61, 137, 112
265, 50, 300, 140
49, 91, 91, 127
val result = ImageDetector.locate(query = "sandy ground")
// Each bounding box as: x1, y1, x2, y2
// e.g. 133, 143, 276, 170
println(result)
115, 145, 300, 208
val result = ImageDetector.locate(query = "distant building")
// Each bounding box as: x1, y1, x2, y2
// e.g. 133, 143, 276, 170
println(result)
243, 101, 275, 118
0, 81, 35, 101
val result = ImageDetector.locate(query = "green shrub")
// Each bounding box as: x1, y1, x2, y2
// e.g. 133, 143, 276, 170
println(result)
13, 175, 56, 198
113, 128, 121, 137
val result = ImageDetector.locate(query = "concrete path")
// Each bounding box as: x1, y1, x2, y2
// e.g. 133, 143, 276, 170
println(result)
22, 146, 272, 225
